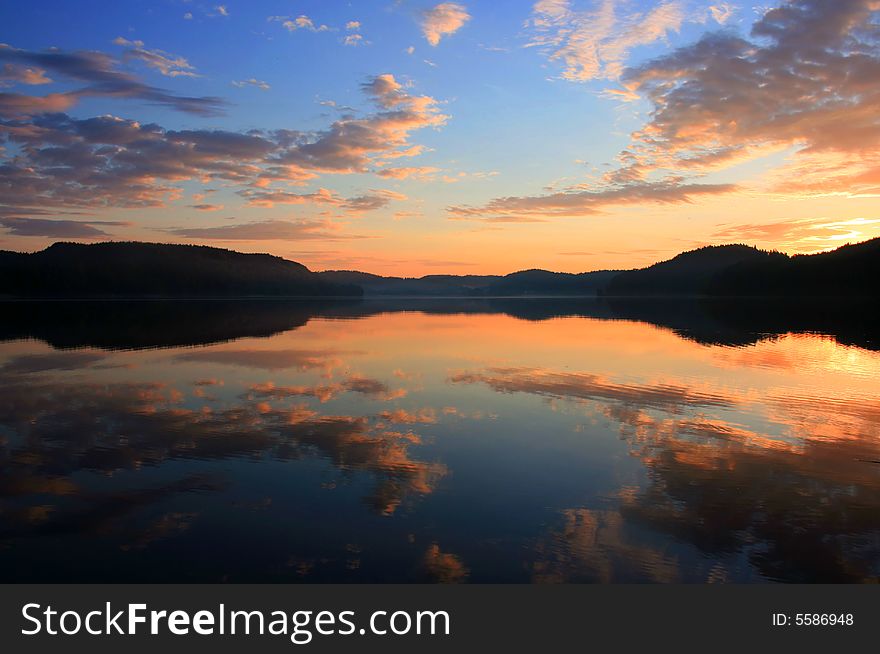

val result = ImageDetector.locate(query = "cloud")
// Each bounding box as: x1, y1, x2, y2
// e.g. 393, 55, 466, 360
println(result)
339, 375, 407, 401
113, 37, 198, 78
250, 381, 341, 403
187, 203, 223, 211
0, 351, 106, 374
527, 0, 684, 81
439, 169, 499, 183
360, 73, 404, 106
708, 2, 735, 23
449, 179, 735, 219
168, 219, 362, 241
421, 3, 471, 46
239, 187, 404, 213
343, 34, 366, 47
422, 544, 469, 583
214, 5, 229, 18
376, 166, 440, 180
250, 376, 406, 402
0, 44, 224, 117
0, 72, 445, 229
0, 114, 276, 216
615, 0, 880, 182
498, 0, 880, 219
239, 187, 341, 208
232, 78, 270, 90
343, 189, 407, 212
274, 73, 446, 173
530, 507, 679, 583
270, 15, 330, 33
0, 63, 52, 86
0, 73, 445, 221
0, 92, 76, 116
712, 217, 880, 250
379, 408, 437, 424
346, 21, 361, 31
0, 216, 130, 238
765, 149, 880, 198
450, 365, 734, 410
0, 373, 445, 519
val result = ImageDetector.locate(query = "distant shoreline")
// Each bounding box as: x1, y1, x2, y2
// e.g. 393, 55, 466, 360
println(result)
2, 239, 878, 299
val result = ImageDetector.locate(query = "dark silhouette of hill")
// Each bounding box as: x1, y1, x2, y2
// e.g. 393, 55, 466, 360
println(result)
603, 244, 779, 296
318, 268, 618, 296
603, 238, 880, 297
0, 242, 361, 298
317, 270, 502, 296
484, 269, 619, 296
2, 238, 878, 300
708, 238, 880, 296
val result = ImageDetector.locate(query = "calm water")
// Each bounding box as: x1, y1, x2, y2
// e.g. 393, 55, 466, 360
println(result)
1, 299, 879, 583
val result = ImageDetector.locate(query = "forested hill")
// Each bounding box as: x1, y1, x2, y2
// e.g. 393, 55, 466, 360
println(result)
708, 238, 880, 296
602, 244, 776, 296
602, 239, 880, 297
0, 242, 362, 298
2, 238, 877, 299
316, 270, 501, 296
317, 268, 619, 296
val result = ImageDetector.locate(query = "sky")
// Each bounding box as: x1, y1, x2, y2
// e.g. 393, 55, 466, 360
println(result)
1, 0, 879, 275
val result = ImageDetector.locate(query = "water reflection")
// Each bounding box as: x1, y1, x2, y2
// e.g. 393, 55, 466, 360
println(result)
0, 373, 443, 527
452, 354, 880, 582
0, 300, 878, 582
2, 296, 878, 351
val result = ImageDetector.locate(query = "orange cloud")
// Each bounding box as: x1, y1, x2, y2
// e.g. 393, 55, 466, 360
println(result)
168, 219, 363, 242
0, 71, 445, 226
615, 1, 880, 182
273, 73, 447, 173
527, 0, 684, 81
379, 408, 438, 424
0, 62, 52, 85
422, 544, 469, 582
376, 166, 441, 180
113, 36, 198, 78
449, 179, 735, 219
420, 3, 471, 46
712, 217, 880, 251
0, 91, 76, 117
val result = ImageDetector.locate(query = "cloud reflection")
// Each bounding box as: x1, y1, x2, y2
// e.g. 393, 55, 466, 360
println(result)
0, 368, 445, 550
455, 358, 880, 582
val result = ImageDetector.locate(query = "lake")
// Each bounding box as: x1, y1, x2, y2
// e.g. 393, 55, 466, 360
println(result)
1, 298, 878, 583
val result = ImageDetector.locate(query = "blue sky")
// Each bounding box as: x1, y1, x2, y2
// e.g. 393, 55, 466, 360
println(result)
2, 1, 879, 274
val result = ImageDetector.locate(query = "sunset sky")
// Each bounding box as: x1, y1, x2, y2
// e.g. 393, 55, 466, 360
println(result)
2, 0, 879, 275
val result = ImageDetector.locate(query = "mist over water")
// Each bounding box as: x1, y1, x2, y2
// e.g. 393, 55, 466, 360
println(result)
1, 299, 878, 583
